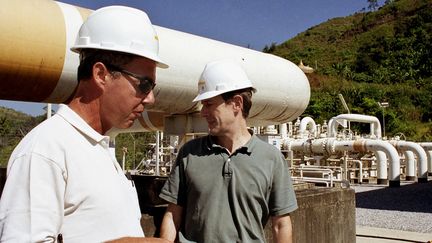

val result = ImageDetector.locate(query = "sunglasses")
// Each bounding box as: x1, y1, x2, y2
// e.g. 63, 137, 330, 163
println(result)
105, 63, 156, 94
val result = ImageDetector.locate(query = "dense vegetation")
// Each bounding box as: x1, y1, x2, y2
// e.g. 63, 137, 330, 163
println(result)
264, 0, 432, 140
0, 107, 45, 167
113, 131, 159, 170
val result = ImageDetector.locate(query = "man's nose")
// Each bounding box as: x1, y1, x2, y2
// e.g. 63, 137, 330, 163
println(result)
200, 106, 208, 117
142, 90, 155, 105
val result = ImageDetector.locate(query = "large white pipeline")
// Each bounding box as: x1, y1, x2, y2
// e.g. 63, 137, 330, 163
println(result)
328, 114, 382, 139
389, 140, 428, 183
0, 0, 310, 130
284, 138, 401, 187
419, 142, 432, 176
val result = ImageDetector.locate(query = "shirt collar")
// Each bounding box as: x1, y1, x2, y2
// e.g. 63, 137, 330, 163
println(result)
205, 134, 256, 155
56, 104, 108, 144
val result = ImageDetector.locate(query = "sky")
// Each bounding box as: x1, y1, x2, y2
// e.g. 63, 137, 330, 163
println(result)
0, 0, 376, 116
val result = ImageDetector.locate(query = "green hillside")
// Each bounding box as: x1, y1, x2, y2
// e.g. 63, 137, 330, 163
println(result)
265, 0, 432, 140
0, 107, 45, 167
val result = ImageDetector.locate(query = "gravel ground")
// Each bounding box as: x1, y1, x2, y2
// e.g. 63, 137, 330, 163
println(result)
352, 180, 432, 233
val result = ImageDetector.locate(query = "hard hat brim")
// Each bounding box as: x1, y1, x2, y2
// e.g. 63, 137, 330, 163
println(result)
70, 46, 169, 69
192, 83, 253, 102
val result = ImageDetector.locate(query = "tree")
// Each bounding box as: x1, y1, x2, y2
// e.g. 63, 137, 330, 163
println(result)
262, 42, 277, 53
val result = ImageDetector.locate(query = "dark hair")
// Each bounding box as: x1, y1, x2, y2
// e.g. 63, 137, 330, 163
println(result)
77, 49, 136, 81
221, 87, 256, 118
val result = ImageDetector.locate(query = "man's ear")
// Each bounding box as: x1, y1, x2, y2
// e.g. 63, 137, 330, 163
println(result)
92, 62, 109, 88
232, 95, 244, 114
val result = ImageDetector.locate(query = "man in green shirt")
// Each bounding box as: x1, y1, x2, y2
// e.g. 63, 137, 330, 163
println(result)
159, 60, 298, 243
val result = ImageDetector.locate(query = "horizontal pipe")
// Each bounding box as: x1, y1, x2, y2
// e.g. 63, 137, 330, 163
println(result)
286, 139, 310, 154
331, 139, 400, 187
0, 0, 310, 127
328, 114, 382, 139
285, 138, 401, 187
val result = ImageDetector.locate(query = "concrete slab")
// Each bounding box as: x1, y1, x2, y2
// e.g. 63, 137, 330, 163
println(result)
357, 226, 432, 243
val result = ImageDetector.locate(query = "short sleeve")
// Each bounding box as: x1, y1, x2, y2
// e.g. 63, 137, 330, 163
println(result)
269, 152, 298, 216
159, 146, 187, 206
0, 152, 65, 242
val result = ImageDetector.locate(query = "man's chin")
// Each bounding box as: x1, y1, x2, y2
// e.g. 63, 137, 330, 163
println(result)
117, 120, 135, 130
208, 128, 220, 136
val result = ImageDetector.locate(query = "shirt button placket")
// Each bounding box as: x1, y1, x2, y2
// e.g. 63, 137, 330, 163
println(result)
223, 158, 232, 178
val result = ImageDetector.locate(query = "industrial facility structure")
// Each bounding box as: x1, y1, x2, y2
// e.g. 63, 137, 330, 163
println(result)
1, 0, 431, 241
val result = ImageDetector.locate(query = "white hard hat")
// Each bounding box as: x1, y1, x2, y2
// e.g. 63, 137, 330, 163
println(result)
193, 60, 254, 102
71, 6, 168, 68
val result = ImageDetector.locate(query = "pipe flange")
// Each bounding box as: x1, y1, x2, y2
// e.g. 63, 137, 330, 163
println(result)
322, 138, 330, 156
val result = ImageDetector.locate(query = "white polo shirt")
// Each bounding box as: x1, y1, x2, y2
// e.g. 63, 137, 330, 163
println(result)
0, 105, 144, 242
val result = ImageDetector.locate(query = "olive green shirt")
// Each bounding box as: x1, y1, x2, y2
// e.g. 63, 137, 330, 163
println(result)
160, 135, 297, 243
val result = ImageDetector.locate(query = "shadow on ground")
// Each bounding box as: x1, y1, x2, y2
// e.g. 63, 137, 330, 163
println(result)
355, 181, 432, 213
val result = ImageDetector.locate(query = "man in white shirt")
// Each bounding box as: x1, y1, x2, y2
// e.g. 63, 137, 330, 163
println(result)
0, 6, 170, 243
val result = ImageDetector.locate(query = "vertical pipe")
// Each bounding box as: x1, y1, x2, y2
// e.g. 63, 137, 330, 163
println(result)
288, 122, 293, 138
427, 150, 432, 176
342, 153, 348, 181
403, 151, 416, 181
353, 160, 363, 184
375, 151, 388, 185
390, 140, 428, 183
419, 142, 432, 176
47, 103, 52, 118
363, 140, 400, 187
280, 123, 288, 139
121, 147, 126, 171
287, 150, 294, 168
